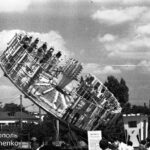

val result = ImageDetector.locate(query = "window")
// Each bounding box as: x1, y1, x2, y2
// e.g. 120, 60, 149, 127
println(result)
93, 82, 100, 90
0, 123, 5, 127
0, 123, 6, 131
8, 112, 15, 116
9, 123, 16, 128
128, 121, 137, 128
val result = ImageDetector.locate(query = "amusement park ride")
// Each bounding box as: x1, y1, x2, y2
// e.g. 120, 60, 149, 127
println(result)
0, 33, 122, 134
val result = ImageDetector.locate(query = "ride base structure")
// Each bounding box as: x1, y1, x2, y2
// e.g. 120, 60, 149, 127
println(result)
123, 114, 148, 147
0, 33, 122, 132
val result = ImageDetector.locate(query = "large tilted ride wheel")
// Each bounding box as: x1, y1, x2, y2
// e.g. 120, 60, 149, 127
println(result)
0, 33, 122, 131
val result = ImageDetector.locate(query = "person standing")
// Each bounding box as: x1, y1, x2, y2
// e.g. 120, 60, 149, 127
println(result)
146, 143, 150, 150
99, 139, 111, 150
139, 140, 147, 150
126, 141, 134, 150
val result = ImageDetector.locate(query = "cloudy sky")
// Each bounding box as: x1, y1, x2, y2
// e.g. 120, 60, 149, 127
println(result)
0, 0, 150, 110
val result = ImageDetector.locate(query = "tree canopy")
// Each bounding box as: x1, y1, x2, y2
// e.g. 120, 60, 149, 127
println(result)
3, 103, 26, 112
104, 76, 129, 107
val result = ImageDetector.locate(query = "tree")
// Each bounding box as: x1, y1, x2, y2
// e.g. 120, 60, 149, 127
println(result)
122, 102, 131, 114
3, 103, 26, 112
130, 105, 150, 114
104, 76, 129, 107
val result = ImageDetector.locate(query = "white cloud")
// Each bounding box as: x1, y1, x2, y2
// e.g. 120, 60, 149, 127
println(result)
130, 37, 150, 48
83, 63, 121, 75
100, 33, 150, 59
121, 0, 150, 5
109, 51, 150, 59
119, 63, 137, 71
92, 0, 150, 60
0, 0, 97, 13
0, 30, 21, 54
0, 0, 49, 13
137, 60, 150, 72
0, 85, 19, 100
91, 0, 120, 4
98, 34, 117, 42
0, 0, 30, 13
29, 31, 68, 54
92, 7, 147, 25
138, 60, 150, 67
0, 0, 149, 14
79, 49, 85, 55
136, 24, 150, 35
0, 84, 35, 110
0, 29, 71, 58
142, 11, 150, 23
100, 65, 121, 74
92, 0, 150, 5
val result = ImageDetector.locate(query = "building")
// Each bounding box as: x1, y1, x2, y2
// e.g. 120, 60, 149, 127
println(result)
0, 111, 39, 131
123, 113, 148, 147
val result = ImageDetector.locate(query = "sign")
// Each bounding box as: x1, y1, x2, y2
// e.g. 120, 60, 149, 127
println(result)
0, 132, 19, 149
18, 142, 31, 149
123, 114, 148, 147
88, 131, 102, 150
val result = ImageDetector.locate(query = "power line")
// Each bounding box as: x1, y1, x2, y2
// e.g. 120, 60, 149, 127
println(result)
84, 64, 150, 67
2, 58, 150, 67
24, 103, 34, 109
0, 95, 20, 100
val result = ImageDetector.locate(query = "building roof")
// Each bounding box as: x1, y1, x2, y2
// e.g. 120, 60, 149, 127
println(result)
123, 113, 148, 116
0, 111, 39, 121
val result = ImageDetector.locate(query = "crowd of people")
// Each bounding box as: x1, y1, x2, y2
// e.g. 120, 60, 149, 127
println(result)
30, 136, 150, 150
1, 33, 64, 91
3, 33, 62, 75
99, 138, 150, 150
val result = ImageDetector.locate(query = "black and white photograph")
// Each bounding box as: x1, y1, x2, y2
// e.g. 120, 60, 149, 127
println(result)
0, 0, 150, 150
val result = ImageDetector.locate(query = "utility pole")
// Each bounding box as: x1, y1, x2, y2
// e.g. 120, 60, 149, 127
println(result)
144, 102, 146, 108
20, 95, 23, 130
56, 119, 60, 145
39, 107, 41, 124
20, 95, 23, 148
